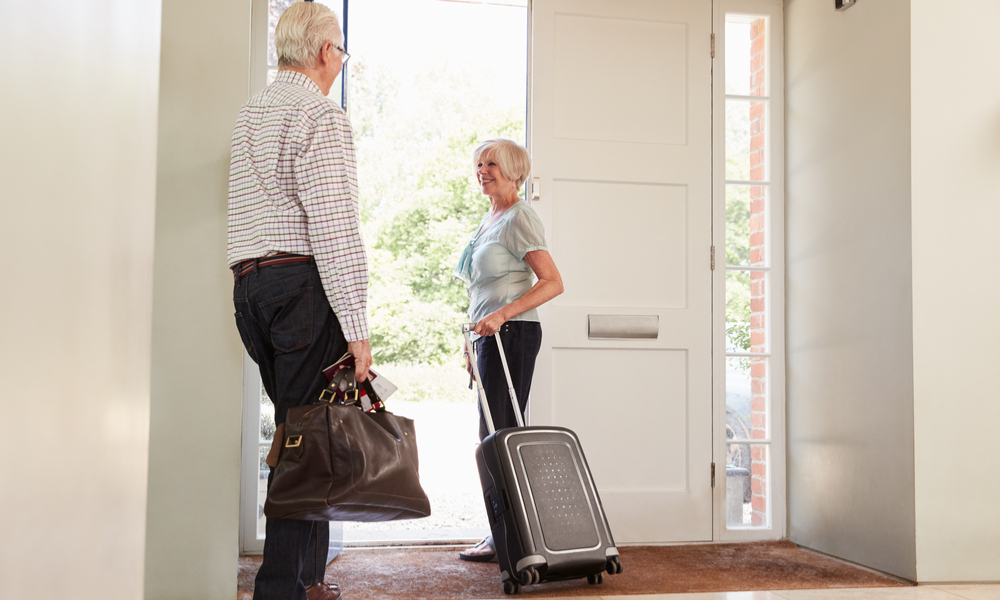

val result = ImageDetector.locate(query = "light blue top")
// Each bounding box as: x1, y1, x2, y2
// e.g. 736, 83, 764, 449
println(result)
454, 200, 548, 329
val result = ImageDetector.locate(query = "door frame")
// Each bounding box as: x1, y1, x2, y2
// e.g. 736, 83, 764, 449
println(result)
238, 0, 270, 555
239, 351, 266, 554
239, 0, 788, 549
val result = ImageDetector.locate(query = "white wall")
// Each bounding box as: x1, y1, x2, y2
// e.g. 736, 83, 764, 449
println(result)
0, 1, 162, 598
784, 0, 916, 581
143, 0, 251, 597
911, 0, 1000, 582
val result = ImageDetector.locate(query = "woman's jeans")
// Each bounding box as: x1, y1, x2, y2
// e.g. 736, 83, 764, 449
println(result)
233, 259, 347, 600
475, 321, 542, 441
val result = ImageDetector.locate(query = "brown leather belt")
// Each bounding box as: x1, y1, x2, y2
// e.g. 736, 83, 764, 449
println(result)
232, 252, 312, 281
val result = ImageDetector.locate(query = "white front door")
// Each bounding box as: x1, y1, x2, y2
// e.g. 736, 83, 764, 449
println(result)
529, 0, 714, 543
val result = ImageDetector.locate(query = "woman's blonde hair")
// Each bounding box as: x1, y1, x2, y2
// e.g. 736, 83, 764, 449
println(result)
473, 138, 531, 189
275, 2, 344, 69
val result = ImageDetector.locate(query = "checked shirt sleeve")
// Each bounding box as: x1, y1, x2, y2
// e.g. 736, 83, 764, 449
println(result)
294, 108, 370, 342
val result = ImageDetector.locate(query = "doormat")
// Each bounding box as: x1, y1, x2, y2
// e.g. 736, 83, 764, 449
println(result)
238, 539, 910, 599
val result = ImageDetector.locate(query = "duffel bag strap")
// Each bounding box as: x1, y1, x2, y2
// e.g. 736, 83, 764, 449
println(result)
319, 366, 357, 403
359, 376, 386, 413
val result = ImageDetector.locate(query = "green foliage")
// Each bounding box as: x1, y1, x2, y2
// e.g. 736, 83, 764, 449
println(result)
367, 247, 465, 365
725, 100, 751, 182
726, 185, 750, 267
349, 58, 526, 365
726, 270, 751, 353
725, 101, 752, 359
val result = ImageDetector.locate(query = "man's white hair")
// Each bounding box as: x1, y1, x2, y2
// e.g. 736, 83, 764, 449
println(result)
275, 2, 344, 70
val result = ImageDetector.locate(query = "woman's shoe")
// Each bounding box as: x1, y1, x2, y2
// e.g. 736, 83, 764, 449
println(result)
458, 537, 497, 563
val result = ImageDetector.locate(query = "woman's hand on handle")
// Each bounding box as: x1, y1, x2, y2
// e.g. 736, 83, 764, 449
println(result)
474, 309, 508, 338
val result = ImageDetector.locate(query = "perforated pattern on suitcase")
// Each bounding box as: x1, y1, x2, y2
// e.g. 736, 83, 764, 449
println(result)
519, 442, 600, 551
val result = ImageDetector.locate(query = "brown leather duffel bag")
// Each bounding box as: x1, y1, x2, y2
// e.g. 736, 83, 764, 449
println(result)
264, 370, 430, 522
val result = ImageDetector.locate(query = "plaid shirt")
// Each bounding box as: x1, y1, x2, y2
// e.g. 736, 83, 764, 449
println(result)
228, 70, 369, 342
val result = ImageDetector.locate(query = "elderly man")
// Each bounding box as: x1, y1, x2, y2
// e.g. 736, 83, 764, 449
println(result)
228, 3, 368, 599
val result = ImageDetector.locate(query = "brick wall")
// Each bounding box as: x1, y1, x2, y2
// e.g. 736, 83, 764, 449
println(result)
748, 16, 768, 527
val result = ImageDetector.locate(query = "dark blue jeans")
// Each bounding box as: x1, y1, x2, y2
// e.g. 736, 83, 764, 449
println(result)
233, 259, 346, 600
476, 321, 542, 441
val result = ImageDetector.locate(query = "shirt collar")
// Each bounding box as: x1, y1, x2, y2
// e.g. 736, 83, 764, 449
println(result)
274, 69, 323, 95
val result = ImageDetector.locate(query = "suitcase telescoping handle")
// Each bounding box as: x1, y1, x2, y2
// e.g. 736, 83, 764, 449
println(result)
462, 323, 525, 435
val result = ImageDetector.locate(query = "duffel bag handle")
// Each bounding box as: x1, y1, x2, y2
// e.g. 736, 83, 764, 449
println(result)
319, 366, 356, 403
319, 365, 387, 413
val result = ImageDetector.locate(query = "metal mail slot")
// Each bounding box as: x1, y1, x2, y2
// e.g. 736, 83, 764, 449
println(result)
587, 315, 659, 340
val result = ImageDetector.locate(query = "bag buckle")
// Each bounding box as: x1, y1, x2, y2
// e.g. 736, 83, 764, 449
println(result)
285, 435, 302, 448
344, 388, 359, 405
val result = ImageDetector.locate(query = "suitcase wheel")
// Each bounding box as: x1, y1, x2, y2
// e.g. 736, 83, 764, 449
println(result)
519, 566, 540, 586
503, 580, 521, 595
587, 572, 604, 585
606, 555, 623, 575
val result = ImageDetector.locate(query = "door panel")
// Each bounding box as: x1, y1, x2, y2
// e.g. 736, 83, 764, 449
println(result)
553, 348, 689, 491
531, 0, 713, 542
551, 180, 688, 308
553, 15, 689, 145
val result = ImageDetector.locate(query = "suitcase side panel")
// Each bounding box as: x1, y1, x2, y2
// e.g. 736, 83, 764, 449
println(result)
475, 434, 533, 584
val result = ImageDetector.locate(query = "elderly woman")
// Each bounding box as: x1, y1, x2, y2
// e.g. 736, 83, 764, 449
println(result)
454, 138, 563, 562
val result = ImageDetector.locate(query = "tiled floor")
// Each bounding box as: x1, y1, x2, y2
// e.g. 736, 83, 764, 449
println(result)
485, 585, 1000, 600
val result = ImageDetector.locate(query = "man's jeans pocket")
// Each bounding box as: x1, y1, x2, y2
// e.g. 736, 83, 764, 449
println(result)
258, 286, 314, 353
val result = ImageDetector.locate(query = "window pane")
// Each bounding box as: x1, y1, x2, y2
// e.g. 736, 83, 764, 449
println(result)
726, 443, 768, 527
726, 184, 767, 268
725, 18, 767, 97
726, 356, 767, 441
725, 21, 750, 96
726, 98, 767, 182
726, 273, 767, 353
726, 270, 749, 352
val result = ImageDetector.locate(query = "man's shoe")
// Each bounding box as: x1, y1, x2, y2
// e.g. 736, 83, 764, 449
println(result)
306, 582, 342, 600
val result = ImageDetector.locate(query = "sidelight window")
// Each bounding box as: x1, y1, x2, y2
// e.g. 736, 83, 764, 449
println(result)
719, 7, 784, 534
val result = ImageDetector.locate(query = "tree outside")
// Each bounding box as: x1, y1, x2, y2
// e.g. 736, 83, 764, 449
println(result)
351, 59, 525, 369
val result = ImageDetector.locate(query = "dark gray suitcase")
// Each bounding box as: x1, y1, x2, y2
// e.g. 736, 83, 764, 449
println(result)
463, 324, 623, 595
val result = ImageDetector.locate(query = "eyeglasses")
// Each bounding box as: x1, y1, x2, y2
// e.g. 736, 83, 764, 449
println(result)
334, 45, 351, 65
